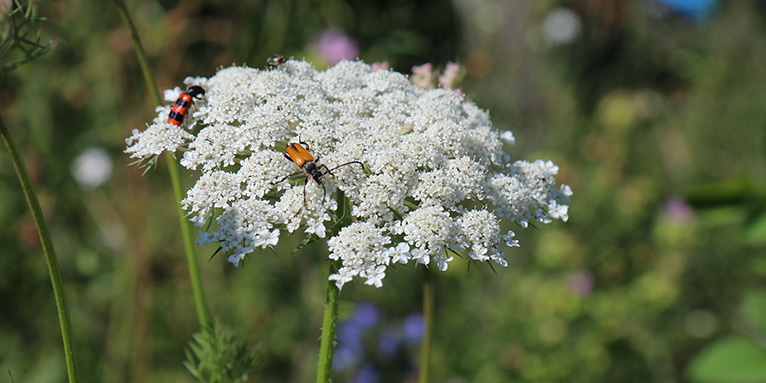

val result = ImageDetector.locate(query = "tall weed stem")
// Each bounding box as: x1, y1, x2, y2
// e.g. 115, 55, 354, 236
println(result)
420, 267, 434, 383
316, 260, 340, 383
0, 109, 79, 383
112, 0, 210, 328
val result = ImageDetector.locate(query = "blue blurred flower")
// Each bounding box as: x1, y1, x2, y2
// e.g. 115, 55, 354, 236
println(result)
354, 364, 380, 383
402, 314, 425, 345
334, 343, 361, 371
351, 302, 381, 330
337, 320, 365, 351
335, 302, 383, 370
655, 0, 716, 21
377, 328, 400, 357
335, 302, 423, 376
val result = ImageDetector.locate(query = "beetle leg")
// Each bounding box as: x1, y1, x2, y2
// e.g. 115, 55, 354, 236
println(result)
274, 171, 303, 185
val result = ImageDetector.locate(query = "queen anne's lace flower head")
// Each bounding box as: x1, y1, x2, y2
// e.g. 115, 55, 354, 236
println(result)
125, 59, 572, 289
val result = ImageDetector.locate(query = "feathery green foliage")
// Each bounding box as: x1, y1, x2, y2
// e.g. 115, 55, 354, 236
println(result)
184, 319, 258, 383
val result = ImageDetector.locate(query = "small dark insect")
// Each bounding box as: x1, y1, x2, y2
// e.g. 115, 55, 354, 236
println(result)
266, 54, 286, 69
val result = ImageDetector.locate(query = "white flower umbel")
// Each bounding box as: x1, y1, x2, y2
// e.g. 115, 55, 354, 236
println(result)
125, 60, 572, 289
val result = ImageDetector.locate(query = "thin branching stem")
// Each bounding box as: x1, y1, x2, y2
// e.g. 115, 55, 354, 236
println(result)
112, 0, 209, 328
0, 109, 79, 383
0, 0, 51, 73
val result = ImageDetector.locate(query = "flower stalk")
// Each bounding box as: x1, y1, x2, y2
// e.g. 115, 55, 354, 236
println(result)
112, 0, 209, 328
0, 109, 79, 383
316, 189, 355, 382
316, 259, 341, 383
420, 267, 434, 383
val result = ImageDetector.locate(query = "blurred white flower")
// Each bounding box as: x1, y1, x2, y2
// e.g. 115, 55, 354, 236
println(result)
542, 8, 581, 46
500, 130, 516, 145
684, 309, 718, 338
72, 147, 113, 189
126, 59, 572, 289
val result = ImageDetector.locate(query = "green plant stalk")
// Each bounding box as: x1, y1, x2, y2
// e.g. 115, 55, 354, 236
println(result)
420, 267, 434, 383
167, 153, 209, 328
0, 109, 79, 383
314, 190, 354, 382
112, 0, 209, 328
316, 259, 341, 383
112, 0, 161, 106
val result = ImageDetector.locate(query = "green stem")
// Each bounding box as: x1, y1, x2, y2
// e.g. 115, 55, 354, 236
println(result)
0, 109, 79, 383
167, 152, 209, 327
113, 0, 209, 328
112, 0, 161, 106
420, 267, 434, 383
316, 260, 341, 383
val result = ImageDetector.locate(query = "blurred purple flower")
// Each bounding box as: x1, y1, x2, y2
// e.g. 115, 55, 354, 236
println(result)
334, 344, 361, 371
337, 320, 365, 350
402, 313, 425, 345
0, 0, 11, 21
317, 27, 358, 65
335, 302, 382, 370
377, 328, 400, 357
661, 197, 694, 223
351, 302, 381, 330
354, 364, 380, 383
567, 269, 595, 297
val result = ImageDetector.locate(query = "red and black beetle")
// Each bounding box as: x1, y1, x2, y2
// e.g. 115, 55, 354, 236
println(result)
275, 141, 364, 205
168, 86, 205, 126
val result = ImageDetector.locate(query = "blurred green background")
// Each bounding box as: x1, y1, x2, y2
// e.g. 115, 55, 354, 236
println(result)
2, 0, 766, 382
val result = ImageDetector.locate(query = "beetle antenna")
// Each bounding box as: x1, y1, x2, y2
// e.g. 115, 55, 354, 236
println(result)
329, 161, 365, 172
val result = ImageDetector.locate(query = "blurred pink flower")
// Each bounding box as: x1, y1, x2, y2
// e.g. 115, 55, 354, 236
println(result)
370, 61, 389, 72
0, 0, 12, 32
661, 197, 694, 223
567, 269, 594, 297
410, 63, 434, 89
438, 62, 462, 89
317, 27, 358, 65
